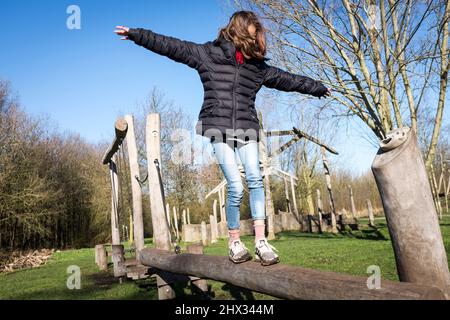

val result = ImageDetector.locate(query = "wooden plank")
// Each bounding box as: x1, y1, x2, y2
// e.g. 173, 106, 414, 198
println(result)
139, 248, 445, 300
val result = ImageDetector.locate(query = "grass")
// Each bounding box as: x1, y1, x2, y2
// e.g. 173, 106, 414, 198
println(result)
1, 216, 449, 300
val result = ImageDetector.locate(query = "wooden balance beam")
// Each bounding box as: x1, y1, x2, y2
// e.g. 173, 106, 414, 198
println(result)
139, 248, 445, 300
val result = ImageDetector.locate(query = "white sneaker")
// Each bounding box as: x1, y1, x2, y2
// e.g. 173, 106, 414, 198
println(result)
255, 239, 280, 266
228, 240, 252, 263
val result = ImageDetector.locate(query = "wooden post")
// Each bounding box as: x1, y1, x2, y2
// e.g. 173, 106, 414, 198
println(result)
259, 127, 275, 240
290, 176, 299, 218
109, 154, 121, 246
182, 209, 187, 225
201, 221, 208, 246
366, 199, 375, 227
316, 189, 323, 233
210, 215, 218, 243
145, 113, 175, 299
166, 203, 171, 227
283, 176, 291, 213
112, 244, 126, 277
173, 206, 179, 241
187, 244, 208, 293
124, 115, 144, 257
219, 187, 226, 223
95, 244, 107, 271
372, 127, 450, 297
348, 185, 358, 221
187, 208, 191, 224
321, 147, 338, 233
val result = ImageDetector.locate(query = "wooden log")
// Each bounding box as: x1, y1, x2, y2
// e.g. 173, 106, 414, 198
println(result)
366, 199, 375, 227
102, 118, 128, 165
146, 113, 175, 299
139, 248, 445, 300
95, 244, 107, 271
283, 176, 291, 213
124, 115, 144, 257
187, 208, 191, 225
112, 244, 126, 277
372, 127, 450, 298
186, 244, 208, 293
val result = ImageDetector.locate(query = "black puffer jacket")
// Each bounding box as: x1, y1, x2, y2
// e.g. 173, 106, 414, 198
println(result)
127, 28, 328, 142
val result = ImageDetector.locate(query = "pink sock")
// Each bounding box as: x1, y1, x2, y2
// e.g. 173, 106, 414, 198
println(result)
253, 219, 266, 242
228, 229, 240, 246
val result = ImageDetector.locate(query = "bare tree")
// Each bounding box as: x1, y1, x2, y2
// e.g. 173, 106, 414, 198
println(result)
235, 0, 449, 168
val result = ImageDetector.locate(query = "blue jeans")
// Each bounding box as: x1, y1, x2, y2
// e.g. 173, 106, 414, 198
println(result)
211, 139, 266, 230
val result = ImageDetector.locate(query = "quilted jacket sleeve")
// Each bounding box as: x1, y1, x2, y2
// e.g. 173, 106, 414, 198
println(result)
127, 28, 207, 69
262, 64, 328, 98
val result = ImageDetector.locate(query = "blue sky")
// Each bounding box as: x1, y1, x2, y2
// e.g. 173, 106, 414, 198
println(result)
0, 0, 393, 173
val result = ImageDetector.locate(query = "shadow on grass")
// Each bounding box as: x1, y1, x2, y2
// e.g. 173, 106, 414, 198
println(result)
276, 228, 389, 241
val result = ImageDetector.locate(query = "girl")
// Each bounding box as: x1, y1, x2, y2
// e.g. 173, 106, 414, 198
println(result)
115, 11, 330, 266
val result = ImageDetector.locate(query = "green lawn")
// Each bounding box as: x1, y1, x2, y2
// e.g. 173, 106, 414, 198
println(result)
1, 217, 449, 300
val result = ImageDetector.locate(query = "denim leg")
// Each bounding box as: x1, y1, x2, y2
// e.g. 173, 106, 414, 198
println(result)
237, 141, 266, 221
211, 141, 244, 230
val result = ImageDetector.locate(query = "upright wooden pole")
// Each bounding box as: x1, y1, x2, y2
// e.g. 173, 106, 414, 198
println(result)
219, 187, 226, 223
173, 207, 179, 241
187, 208, 191, 224
182, 209, 187, 225
166, 203, 171, 227
201, 221, 208, 246
109, 154, 121, 246
95, 244, 107, 271
283, 176, 291, 213
348, 185, 357, 221
372, 127, 450, 298
366, 199, 375, 227
321, 147, 337, 233
124, 115, 144, 257
145, 113, 175, 299
290, 176, 299, 218
316, 189, 323, 232
259, 127, 275, 240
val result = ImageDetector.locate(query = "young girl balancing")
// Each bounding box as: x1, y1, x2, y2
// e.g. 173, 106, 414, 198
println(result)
115, 11, 331, 266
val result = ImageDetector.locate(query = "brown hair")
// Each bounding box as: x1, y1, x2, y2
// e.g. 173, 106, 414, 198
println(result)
218, 11, 267, 61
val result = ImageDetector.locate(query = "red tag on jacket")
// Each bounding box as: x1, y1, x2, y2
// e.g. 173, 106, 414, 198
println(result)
236, 50, 244, 65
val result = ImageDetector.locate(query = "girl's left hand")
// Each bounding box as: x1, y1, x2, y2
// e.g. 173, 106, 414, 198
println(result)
114, 26, 130, 40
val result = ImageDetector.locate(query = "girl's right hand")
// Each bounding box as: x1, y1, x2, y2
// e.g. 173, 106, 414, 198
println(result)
114, 26, 130, 40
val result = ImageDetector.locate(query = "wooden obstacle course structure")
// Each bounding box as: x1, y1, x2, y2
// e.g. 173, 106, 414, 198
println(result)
99, 114, 450, 300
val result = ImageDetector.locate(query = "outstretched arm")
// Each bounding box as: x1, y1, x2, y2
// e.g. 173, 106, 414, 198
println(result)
262, 64, 331, 98
115, 26, 207, 69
